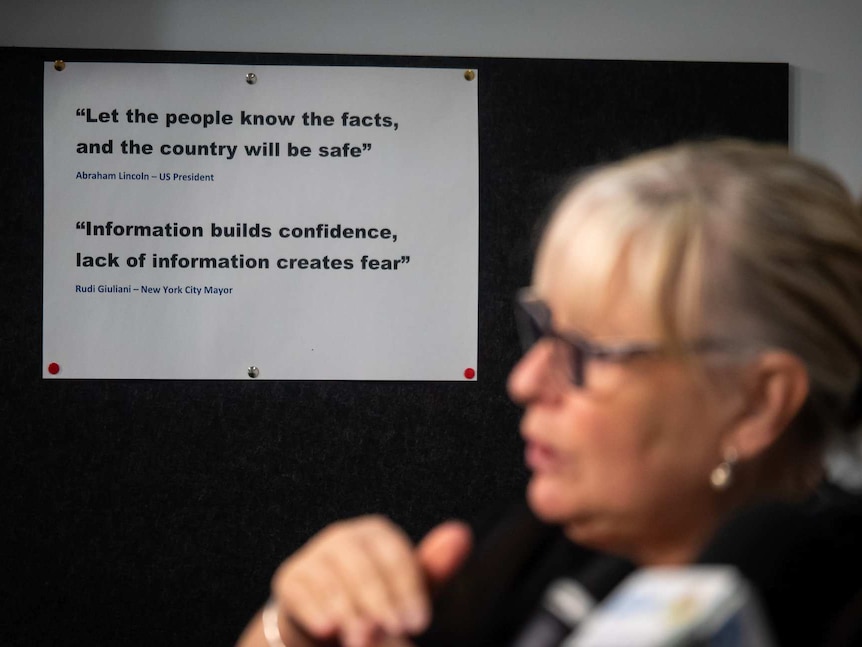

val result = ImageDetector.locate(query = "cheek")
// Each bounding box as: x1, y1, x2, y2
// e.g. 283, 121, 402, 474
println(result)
526, 371, 710, 526
526, 397, 652, 523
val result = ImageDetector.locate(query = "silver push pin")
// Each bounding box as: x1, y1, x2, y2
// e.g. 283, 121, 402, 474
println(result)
248, 366, 260, 378
246, 72, 258, 85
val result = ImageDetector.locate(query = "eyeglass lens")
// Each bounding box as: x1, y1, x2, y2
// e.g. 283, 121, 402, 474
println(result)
516, 298, 586, 388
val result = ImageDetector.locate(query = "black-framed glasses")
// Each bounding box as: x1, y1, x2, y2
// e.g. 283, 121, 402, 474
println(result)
514, 289, 730, 388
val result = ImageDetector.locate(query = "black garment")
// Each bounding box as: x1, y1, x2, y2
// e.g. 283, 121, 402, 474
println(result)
699, 484, 862, 647
418, 485, 862, 647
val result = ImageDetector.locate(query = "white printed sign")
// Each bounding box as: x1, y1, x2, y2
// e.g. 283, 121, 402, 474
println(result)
43, 62, 478, 380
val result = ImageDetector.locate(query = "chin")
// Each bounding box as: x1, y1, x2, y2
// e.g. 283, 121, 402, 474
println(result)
526, 474, 580, 525
527, 476, 620, 553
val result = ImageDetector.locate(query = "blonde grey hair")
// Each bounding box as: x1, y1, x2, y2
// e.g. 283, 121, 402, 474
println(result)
535, 139, 862, 448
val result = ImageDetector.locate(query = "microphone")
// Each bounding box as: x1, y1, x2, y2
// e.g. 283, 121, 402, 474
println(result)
508, 555, 634, 647
558, 503, 806, 646
415, 501, 614, 647
566, 496, 862, 646
562, 565, 775, 646
418, 495, 861, 646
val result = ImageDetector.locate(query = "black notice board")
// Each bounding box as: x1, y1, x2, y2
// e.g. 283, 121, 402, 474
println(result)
0, 47, 788, 644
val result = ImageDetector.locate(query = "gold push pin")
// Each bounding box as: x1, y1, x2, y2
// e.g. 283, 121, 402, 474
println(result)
54, 60, 66, 71
464, 69, 475, 81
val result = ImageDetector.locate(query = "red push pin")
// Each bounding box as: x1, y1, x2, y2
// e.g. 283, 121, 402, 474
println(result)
464, 367, 476, 380
48, 362, 61, 375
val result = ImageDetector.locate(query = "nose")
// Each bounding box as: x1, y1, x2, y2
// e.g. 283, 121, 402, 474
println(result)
507, 340, 560, 405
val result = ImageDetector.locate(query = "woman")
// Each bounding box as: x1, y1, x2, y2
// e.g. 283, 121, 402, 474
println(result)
239, 140, 862, 647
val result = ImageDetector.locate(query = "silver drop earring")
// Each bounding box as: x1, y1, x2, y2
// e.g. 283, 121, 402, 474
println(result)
710, 448, 738, 491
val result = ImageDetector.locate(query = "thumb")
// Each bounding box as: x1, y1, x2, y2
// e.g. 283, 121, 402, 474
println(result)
416, 520, 473, 591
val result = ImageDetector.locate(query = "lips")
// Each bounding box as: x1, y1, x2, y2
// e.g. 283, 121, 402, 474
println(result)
525, 440, 560, 472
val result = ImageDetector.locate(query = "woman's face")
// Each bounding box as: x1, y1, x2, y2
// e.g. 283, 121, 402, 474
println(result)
507, 269, 741, 564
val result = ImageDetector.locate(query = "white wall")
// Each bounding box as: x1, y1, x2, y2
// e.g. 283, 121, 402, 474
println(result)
3, 0, 861, 191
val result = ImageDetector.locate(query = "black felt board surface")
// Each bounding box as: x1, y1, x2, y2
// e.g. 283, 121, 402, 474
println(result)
0, 47, 788, 644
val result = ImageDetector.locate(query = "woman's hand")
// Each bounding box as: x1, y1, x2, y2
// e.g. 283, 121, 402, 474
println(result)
265, 515, 472, 647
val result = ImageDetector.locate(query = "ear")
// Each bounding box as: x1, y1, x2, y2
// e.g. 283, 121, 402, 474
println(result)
724, 351, 810, 461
